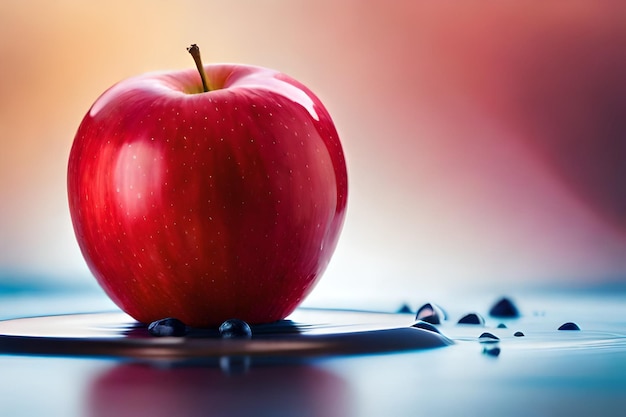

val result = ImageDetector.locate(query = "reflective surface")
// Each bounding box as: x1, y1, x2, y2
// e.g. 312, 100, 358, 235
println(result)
0, 309, 451, 359
1, 286, 625, 417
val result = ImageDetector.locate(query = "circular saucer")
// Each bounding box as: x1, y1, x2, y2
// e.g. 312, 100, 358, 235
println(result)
0, 308, 452, 360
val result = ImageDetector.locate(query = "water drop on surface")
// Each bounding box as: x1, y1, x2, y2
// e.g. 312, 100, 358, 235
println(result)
558, 322, 581, 331
397, 303, 412, 314
147, 317, 188, 337
513, 331, 525, 337
219, 318, 253, 339
457, 313, 485, 325
415, 303, 446, 325
478, 332, 500, 343
489, 297, 520, 318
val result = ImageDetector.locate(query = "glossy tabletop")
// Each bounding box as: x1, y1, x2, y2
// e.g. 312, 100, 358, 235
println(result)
1, 286, 625, 417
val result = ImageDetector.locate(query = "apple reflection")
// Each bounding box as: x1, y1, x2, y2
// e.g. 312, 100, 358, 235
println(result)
86, 359, 350, 417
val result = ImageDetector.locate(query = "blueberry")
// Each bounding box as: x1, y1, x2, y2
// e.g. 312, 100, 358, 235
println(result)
489, 297, 520, 318
558, 322, 581, 331
147, 317, 187, 337
457, 313, 485, 325
219, 318, 252, 339
415, 303, 446, 325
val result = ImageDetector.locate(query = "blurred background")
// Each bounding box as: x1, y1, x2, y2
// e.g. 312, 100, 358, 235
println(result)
0, 1, 625, 308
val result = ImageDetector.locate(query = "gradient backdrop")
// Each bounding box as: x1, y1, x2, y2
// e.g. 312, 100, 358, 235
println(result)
1, 1, 625, 306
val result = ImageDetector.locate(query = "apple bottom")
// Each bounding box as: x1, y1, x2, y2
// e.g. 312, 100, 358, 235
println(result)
78, 182, 342, 327
94, 265, 327, 329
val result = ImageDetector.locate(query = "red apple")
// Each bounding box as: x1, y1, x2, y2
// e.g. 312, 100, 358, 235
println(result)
67, 45, 348, 327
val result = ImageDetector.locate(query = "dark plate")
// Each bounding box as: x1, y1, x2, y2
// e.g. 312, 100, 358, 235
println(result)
0, 308, 452, 359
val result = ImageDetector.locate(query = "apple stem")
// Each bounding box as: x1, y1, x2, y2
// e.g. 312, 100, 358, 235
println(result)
187, 44, 210, 92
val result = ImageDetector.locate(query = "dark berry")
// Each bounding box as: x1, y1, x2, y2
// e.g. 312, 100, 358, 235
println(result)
147, 317, 187, 337
219, 318, 252, 339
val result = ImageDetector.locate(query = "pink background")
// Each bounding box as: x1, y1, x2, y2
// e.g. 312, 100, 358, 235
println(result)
1, 1, 624, 304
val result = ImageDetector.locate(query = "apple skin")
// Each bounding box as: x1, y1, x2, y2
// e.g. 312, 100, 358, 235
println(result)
67, 63, 347, 327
